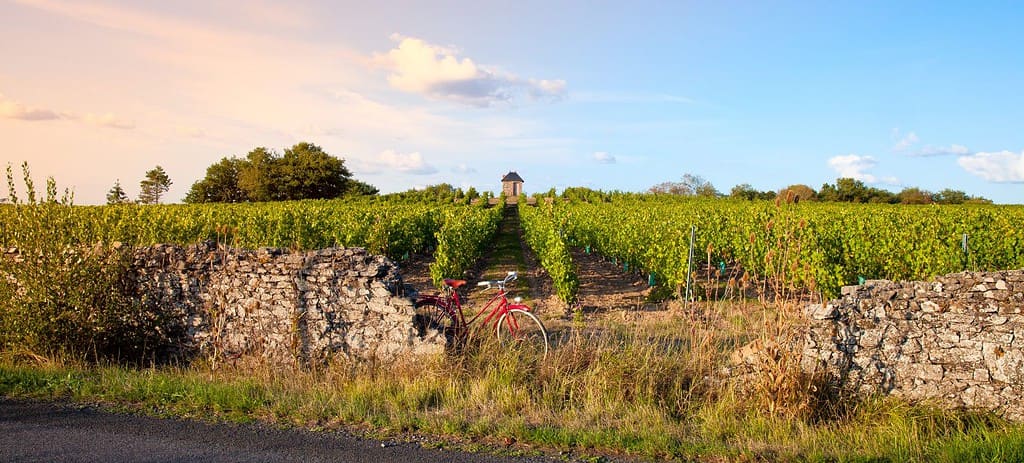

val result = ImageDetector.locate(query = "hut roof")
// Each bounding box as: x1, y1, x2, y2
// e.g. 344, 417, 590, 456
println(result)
501, 171, 524, 183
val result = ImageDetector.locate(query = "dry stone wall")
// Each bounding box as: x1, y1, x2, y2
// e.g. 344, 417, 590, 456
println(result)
132, 242, 443, 364
803, 270, 1024, 419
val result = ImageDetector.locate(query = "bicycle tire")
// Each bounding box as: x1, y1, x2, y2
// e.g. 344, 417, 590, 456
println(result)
496, 309, 549, 358
413, 299, 458, 341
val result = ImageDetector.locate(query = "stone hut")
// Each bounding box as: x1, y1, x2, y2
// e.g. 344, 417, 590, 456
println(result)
501, 171, 524, 199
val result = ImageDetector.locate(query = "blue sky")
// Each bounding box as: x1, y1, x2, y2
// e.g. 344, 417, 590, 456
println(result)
1, 0, 1022, 204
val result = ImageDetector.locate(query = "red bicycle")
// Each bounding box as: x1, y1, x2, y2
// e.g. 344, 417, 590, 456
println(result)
414, 271, 549, 357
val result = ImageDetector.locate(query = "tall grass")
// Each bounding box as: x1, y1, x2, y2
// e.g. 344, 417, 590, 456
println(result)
4, 299, 1021, 461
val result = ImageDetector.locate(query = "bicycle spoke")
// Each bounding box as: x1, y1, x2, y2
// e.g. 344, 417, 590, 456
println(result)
496, 309, 549, 358
414, 300, 459, 345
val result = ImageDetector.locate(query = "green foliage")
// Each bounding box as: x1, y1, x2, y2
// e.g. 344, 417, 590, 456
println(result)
275, 142, 351, 200
428, 204, 502, 287
106, 179, 131, 205
383, 183, 468, 204
184, 157, 247, 203
237, 147, 276, 201
1, 164, 171, 361
934, 188, 991, 205
819, 177, 897, 203
554, 195, 1024, 298
137, 165, 172, 205
519, 203, 578, 304
0, 198, 448, 259
345, 179, 379, 197
729, 183, 776, 201
186, 143, 377, 203
561, 186, 609, 203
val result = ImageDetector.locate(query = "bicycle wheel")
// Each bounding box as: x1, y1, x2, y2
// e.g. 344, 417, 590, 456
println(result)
496, 309, 549, 358
414, 299, 457, 343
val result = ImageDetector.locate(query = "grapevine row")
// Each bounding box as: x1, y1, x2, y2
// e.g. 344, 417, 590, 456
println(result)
0, 198, 448, 261
428, 204, 503, 288
552, 197, 1024, 298
519, 202, 578, 304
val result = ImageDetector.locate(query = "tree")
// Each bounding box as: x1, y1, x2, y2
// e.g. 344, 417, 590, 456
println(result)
187, 143, 373, 203
730, 183, 776, 201
184, 157, 247, 204
106, 179, 131, 205
137, 166, 172, 204
819, 178, 867, 202
236, 147, 277, 202
933, 189, 969, 205
345, 179, 379, 197
818, 178, 896, 204
932, 189, 991, 205
897, 187, 933, 205
649, 173, 719, 197
778, 184, 818, 203
274, 142, 351, 200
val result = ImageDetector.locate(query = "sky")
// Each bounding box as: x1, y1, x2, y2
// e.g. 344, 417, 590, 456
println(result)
1, 0, 1022, 205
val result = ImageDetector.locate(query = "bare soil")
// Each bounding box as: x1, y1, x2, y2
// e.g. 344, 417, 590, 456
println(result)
395, 245, 672, 323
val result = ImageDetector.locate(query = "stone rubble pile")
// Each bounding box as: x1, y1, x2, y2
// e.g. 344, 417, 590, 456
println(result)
803, 270, 1024, 420
132, 242, 444, 364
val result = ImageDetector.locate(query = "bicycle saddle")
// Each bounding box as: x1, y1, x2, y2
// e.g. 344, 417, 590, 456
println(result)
444, 279, 468, 288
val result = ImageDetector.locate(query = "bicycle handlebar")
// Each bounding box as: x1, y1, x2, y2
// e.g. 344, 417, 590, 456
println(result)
476, 271, 518, 289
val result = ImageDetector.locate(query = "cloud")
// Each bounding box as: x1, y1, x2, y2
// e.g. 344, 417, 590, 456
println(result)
593, 151, 616, 164
1, 93, 134, 128
372, 34, 566, 107
958, 151, 1024, 183
453, 163, 476, 174
0, 93, 62, 120
82, 112, 135, 129
892, 130, 919, 151
362, 150, 438, 175
914, 144, 970, 157
828, 154, 883, 182
572, 91, 695, 104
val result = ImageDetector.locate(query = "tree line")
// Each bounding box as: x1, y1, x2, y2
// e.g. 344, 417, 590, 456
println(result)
88, 158, 990, 207
649, 173, 991, 205
102, 142, 378, 205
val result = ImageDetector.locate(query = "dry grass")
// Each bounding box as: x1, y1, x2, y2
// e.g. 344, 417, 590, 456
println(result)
3, 299, 1022, 462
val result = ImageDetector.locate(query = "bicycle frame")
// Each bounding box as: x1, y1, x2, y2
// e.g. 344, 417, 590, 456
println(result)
415, 272, 549, 357
463, 285, 530, 336
418, 274, 531, 337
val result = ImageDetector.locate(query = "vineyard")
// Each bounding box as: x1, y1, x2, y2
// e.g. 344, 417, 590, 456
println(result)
0, 197, 500, 286
4, 194, 1022, 302
5, 193, 1024, 461
519, 195, 1024, 300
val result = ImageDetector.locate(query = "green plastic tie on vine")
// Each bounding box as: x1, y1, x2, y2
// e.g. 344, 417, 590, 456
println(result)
857, 276, 866, 285
624, 262, 629, 271
585, 245, 591, 254
718, 261, 726, 273
402, 251, 409, 261
648, 272, 656, 286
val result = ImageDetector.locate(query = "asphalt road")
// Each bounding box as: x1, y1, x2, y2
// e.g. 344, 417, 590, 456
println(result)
0, 399, 560, 463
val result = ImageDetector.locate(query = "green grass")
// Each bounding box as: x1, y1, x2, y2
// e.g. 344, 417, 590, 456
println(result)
482, 207, 527, 272
4, 313, 1023, 462
475, 206, 532, 301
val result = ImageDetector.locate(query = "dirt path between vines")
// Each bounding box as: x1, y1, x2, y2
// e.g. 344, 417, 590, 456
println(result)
395, 206, 667, 322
